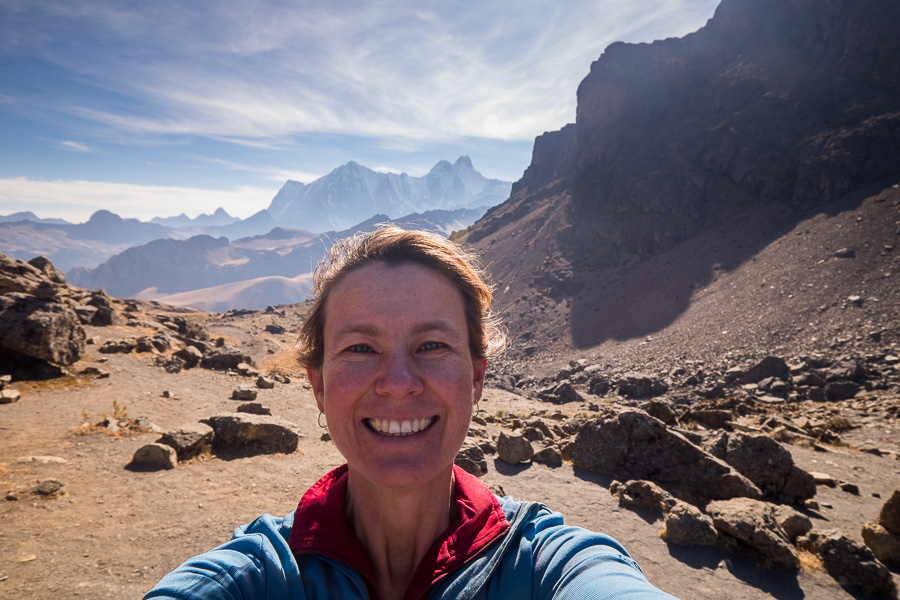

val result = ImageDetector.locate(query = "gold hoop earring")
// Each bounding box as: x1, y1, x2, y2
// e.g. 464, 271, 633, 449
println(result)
317, 411, 327, 429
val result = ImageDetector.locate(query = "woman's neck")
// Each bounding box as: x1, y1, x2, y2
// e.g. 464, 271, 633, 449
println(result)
344, 467, 457, 600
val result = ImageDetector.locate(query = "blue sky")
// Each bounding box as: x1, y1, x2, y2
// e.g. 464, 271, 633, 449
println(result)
0, 0, 719, 223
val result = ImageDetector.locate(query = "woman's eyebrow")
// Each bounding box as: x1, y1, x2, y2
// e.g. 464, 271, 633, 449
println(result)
333, 323, 380, 338
410, 320, 460, 337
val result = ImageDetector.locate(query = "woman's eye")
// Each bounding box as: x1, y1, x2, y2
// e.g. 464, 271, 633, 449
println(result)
420, 341, 445, 351
346, 344, 372, 353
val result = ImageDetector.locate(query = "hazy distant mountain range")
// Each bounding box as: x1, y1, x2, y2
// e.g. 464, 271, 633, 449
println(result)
266, 155, 511, 232
1, 156, 510, 275
66, 206, 488, 311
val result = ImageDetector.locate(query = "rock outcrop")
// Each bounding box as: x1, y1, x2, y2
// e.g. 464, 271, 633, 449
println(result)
573, 410, 761, 500
202, 413, 300, 457
0, 254, 86, 370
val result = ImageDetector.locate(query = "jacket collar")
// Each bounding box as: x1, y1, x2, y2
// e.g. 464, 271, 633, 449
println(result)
288, 464, 510, 600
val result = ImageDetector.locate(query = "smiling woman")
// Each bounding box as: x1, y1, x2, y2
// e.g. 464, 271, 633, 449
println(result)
144, 225, 678, 600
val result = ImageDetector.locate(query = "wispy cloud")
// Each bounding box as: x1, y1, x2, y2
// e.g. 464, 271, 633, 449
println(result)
59, 140, 92, 152
1, 0, 719, 145
0, 177, 276, 222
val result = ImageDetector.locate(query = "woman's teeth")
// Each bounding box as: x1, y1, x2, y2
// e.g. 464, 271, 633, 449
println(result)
367, 417, 433, 436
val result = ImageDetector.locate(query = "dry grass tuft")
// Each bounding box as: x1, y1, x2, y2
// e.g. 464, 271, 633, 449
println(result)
798, 549, 823, 573
259, 346, 303, 379
20, 375, 91, 392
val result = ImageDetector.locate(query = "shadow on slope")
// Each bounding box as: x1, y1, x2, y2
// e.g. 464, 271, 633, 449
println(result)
566, 181, 895, 351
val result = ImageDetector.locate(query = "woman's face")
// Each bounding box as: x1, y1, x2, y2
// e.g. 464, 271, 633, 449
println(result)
307, 262, 486, 491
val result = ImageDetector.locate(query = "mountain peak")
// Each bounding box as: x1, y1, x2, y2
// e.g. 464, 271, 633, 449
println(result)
88, 210, 123, 224
454, 155, 473, 169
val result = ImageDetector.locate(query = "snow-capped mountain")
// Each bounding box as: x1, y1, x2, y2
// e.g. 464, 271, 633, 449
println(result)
266, 156, 511, 232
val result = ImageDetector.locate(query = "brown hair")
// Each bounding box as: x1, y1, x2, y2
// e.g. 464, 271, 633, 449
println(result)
296, 225, 505, 369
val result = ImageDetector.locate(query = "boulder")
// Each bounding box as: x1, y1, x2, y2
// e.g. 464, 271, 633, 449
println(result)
824, 360, 865, 382
862, 522, 900, 568
773, 505, 813, 543
173, 345, 203, 368
726, 356, 789, 385
202, 413, 300, 456
574, 410, 760, 500
537, 381, 584, 404
825, 381, 861, 401
158, 424, 214, 461
200, 345, 254, 371
689, 409, 734, 430
73, 304, 99, 324
0, 293, 85, 365
704, 432, 816, 504
609, 479, 673, 513
131, 443, 178, 470
455, 438, 488, 477
662, 500, 720, 547
706, 498, 799, 569
643, 400, 677, 425
264, 323, 285, 335
800, 530, 897, 597
496, 431, 534, 464
617, 372, 668, 399
532, 445, 563, 467
878, 489, 900, 535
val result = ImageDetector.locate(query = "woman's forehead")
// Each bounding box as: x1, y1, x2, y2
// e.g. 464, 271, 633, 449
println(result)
324, 262, 466, 324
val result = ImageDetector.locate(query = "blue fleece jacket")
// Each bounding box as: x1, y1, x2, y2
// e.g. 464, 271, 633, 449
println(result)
145, 498, 676, 599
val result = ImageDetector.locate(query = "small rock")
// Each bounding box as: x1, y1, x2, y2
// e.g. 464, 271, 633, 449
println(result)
236, 362, 259, 377
834, 248, 856, 258
31, 479, 65, 497
810, 471, 837, 487
237, 402, 272, 416
840, 482, 860, 495
231, 386, 258, 401
256, 375, 276, 389
264, 324, 285, 335
15, 455, 67, 464
0, 389, 21, 404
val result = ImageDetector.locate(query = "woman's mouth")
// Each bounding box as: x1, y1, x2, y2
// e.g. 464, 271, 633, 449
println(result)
365, 417, 434, 436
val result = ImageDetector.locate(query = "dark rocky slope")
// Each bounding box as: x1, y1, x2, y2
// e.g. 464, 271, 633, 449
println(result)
469, 0, 900, 373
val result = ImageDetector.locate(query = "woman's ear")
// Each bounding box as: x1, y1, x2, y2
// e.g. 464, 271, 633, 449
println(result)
307, 368, 325, 412
473, 359, 487, 402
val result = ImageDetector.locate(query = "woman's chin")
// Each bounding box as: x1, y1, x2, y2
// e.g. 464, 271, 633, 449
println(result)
348, 458, 454, 494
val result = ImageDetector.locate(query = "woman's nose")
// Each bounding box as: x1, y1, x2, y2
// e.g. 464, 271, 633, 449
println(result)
374, 351, 424, 397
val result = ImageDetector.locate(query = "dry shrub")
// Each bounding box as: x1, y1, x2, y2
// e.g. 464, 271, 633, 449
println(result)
825, 416, 854, 432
